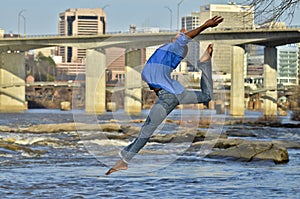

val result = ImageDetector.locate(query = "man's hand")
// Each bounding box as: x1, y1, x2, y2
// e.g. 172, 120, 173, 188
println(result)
185, 16, 223, 39
203, 16, 224, 28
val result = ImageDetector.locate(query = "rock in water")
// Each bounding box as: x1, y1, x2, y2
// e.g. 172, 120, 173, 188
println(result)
206, 140, 289, 164
60, 101, 71, 111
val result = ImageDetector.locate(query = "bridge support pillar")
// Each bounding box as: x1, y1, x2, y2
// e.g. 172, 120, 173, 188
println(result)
85, 49, 106, 114
230, 46, 245, 116
0, 52, 26, 112
124, 49, 143, 115
264, 47, 278, 117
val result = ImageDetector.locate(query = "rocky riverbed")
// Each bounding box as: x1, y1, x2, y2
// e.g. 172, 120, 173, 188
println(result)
1, 118, 299, 164
1, 110, 300, 198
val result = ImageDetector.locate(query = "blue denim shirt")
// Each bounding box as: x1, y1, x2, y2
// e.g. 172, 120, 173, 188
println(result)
141, 33, 191, 94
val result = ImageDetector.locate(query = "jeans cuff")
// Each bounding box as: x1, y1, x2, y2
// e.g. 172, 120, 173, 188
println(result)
119, 150, 130, 164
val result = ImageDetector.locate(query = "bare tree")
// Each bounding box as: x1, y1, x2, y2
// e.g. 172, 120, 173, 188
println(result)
242, 0, 300, 25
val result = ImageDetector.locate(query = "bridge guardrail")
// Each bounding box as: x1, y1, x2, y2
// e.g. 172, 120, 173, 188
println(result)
0, 82, 81, 88
2, 25, 299, 39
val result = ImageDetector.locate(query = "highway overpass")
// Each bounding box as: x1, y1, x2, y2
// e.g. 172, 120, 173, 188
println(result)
1, 28, 300, 116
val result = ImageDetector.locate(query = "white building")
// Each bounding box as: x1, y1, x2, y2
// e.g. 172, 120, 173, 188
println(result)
181, 12, 201, 72
277, 44, 299, 86
181, 12, 201, 31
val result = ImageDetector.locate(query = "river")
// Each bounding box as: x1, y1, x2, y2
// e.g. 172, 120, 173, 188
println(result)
0, 109, 299, 199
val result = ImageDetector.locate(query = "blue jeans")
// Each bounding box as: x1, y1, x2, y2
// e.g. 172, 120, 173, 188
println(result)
119, 61, 213, 163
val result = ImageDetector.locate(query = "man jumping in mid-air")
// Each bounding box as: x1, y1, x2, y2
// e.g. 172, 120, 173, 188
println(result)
106, 16, 224, 175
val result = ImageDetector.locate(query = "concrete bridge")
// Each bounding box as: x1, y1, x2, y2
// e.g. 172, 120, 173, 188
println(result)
1, 28, 300, 116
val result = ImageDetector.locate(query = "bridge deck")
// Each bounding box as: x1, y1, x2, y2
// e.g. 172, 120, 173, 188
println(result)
1, 28, 300, 52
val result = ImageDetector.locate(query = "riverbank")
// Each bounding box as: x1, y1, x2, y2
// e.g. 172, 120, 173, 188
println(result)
1, 109, 300, 198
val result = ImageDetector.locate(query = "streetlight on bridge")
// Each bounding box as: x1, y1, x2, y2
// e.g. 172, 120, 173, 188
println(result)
20, 15, 26, 37
177, 0, 184, 31
18, 9, 26, 37
164, 6, 173, 31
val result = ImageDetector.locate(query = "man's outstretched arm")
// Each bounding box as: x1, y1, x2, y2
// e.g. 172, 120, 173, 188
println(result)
185, 16, 224, 39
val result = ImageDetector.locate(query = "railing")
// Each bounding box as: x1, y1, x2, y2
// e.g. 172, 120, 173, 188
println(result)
2, 25, 299, 39
0, 81, 81, 88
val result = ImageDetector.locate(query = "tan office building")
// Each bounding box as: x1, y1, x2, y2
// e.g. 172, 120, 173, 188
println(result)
198, 4, 254, 73
58, 8, 106, 63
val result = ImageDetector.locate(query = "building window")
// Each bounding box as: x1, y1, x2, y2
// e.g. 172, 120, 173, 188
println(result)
67, 47, 72, 62
67, 16, 75, 36
78, 16, 98, 20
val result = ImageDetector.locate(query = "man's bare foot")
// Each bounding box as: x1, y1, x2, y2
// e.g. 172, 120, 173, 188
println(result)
105, 159, 128, 175
200, 44, 214, 62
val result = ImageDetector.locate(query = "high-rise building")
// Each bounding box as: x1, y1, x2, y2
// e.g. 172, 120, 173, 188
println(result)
181, 12, 200, 31
58, 8, 106, 63
277, 44, 299, 86
105, 47, 126, 83
246, 44, 264, 78
199, 4, 254, 30
198, 3, 254, 73
181, 12, 201, 71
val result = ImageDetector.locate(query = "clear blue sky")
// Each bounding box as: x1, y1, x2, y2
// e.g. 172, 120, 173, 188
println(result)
1, 0, 300, 35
